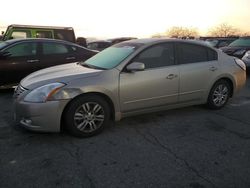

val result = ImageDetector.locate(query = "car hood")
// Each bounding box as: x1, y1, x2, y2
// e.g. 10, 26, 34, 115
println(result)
20, 62, 103, 89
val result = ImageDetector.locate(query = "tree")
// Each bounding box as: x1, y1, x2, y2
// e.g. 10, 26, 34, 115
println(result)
151, 33, 165, 38
209, 23, 239, 37
165, 26, 199, 38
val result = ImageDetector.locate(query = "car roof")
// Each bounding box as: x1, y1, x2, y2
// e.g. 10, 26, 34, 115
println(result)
7, 24, 74, 30
122, 38, 212, 48
0, 38, 95, 51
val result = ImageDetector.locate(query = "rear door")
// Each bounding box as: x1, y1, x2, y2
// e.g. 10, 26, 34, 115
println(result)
176, 42, 219, 103
38, 41, 76, 70
0, 41, 39, 86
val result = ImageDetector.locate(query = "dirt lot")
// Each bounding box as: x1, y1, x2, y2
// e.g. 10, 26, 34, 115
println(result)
0, 76, 250, 188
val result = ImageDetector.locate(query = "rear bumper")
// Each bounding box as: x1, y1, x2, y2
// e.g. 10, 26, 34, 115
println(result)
234, 69, 247, 94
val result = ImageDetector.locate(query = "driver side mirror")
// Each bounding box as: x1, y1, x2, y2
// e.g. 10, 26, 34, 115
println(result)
126, 62, 145, 72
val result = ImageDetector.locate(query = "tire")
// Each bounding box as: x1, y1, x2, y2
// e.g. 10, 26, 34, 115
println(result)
207, 80, 232, 110
63, 95, 110, 137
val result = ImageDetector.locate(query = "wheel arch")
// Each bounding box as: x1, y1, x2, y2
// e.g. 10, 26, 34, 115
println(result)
60, 92, 116, 131
207, 76, 235, 101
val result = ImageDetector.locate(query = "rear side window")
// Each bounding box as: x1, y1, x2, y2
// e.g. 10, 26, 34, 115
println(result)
42, 43, 69, 55
36, 31, 53, 39
177, 43, 217, 64
207, 48, 217, 61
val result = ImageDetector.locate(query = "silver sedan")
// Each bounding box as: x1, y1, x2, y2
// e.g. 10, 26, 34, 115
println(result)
14, 38, 246, 137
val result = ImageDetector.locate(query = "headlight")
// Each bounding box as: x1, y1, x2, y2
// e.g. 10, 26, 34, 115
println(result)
233, 49, 246, 56
24, 83, 66, 103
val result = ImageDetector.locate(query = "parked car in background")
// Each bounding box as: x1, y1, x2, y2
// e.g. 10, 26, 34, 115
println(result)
107, 37, 137, 44
205, 37, 238, 48
221, 37, 250, 71
0, 38, 97, 87
76, 37, 87, 47
221, 37, 250, 58
1, 24, 76, 43
87, 40, 112, 51
14, 38, 246, 137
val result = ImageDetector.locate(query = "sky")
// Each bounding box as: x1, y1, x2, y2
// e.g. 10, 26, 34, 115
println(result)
1, 0, 250, 39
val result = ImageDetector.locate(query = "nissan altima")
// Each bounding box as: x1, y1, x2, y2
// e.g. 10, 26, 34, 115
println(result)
14, 38, 246, 137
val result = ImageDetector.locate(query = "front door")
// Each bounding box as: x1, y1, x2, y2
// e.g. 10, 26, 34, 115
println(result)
38, 41, 75, 70
0, 41, 39, 86
119, 43, 179, 112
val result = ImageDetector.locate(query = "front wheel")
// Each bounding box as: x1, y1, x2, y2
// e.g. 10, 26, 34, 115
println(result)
207, 80, 232, 109
63, 95, 110, 137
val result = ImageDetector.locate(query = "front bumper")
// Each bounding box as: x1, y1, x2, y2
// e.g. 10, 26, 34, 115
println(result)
14, 99, 70, 132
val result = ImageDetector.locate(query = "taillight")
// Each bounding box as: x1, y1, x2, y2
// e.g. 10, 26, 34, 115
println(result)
234, 58, 246, 71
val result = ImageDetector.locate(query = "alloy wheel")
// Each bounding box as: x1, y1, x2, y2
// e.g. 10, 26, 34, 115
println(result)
74, 102, 105, 133
212, 84, 229, 107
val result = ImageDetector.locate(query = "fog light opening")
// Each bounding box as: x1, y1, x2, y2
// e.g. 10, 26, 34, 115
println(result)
21, 118, 32, 125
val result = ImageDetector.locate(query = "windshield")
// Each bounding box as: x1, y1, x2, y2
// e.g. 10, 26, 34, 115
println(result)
82, 43, 141, 69
229, 38, 250, 47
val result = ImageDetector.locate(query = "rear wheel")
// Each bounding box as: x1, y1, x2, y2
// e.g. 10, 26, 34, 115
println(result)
63, 95, 110, 137
207, 80, 232, 109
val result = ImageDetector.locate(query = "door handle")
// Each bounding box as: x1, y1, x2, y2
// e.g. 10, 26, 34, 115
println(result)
66, 57, 76, 60
209, 66, 217, 71
166, 74, 177, 80
27, 59, 39, 63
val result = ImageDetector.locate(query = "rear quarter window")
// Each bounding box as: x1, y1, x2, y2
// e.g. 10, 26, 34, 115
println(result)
43, 42, 68, 55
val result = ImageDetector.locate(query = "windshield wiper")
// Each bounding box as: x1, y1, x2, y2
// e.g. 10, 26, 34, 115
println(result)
78, 62, 107, 70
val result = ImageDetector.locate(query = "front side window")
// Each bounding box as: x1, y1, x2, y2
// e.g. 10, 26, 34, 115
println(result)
10, 31, 31, 39
133, 43, 175, 69
42, 43, 68, 55
178, 43, 210, 64
4, 42, 37, 57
